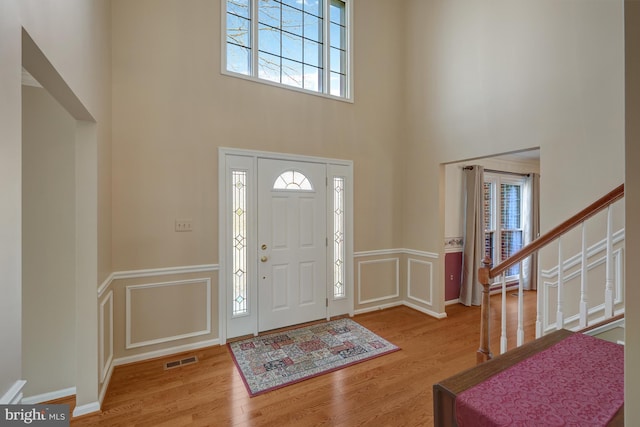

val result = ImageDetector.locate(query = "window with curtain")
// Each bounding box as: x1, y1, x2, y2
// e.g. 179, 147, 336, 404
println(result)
484, 173, 525, 279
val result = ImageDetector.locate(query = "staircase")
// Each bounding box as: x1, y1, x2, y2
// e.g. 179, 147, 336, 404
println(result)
476, 184, 625, 363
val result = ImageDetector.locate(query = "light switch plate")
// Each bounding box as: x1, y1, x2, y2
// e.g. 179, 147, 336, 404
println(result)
175, 219, 193, 232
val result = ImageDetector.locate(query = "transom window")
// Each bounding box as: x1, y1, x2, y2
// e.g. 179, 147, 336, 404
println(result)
224, 0, 351, 99
273, 170, 313, 190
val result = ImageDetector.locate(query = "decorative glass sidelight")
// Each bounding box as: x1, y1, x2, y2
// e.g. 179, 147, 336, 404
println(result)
232, 170, 248, 316
333, 177, 345, 298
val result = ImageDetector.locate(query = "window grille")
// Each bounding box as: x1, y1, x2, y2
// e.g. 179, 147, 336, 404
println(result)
225, 0, 350, 98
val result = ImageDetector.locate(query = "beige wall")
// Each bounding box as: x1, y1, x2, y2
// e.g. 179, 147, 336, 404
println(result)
111, 0, 406, 271
22, 85, 77, 398
626, 0, 640, 422
403, 0, 624, 315
111, 0, 626, 338
19, 1, 113, 286
0, 0, 111, 408
110, 0, 412, 326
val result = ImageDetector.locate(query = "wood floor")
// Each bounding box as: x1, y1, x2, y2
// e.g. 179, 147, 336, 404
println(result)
64, 292, 536, 426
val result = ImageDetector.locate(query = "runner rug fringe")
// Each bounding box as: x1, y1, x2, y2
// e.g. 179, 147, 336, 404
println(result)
228, 318, 400, 397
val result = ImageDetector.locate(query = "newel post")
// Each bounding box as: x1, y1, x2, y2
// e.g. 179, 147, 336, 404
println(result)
477, 256, 493, 364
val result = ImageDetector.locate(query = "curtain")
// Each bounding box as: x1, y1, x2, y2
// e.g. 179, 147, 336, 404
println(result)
460, 165, 485, 306
522, 173, 540, 290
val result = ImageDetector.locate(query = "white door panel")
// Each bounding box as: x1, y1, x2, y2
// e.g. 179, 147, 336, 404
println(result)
258, 159, 327, 331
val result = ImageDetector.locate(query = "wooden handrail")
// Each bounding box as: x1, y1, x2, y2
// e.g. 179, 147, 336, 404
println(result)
488, 184, 624, 279
476, 183, 624, 364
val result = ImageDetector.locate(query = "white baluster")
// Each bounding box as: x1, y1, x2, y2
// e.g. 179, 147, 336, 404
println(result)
605, 205, 614, 318
579, 223, 588, 328
500, 273, 507, 354
535, 252, 543, 338
517, 261, 524, 346
557, 238, 564, 330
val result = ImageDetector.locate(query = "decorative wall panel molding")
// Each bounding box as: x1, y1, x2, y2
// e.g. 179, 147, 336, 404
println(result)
357, 258, 399, 304
407, 258, 433, 306
99, 290, 113, 384
126, 278, 211, 349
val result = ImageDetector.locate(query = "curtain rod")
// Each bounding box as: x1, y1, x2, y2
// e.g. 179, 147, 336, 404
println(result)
463, 166, 531, 177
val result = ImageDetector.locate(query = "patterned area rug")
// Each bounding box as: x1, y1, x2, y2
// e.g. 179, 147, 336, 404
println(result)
228, 318, 400, 397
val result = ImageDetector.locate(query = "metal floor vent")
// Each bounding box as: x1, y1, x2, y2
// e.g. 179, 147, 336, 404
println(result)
164, 355, 198, 370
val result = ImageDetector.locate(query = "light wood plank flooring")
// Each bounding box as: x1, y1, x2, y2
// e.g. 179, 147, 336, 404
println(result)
63, 292, 536, 426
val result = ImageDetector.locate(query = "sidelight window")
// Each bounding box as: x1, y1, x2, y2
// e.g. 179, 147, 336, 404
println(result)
232, 170, 248, 316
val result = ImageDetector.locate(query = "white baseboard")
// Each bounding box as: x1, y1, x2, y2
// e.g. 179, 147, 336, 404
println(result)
583, 317, 625, 337
403, 300, 447, 319
21, 387, 76, 405
91, 335, 207, 415
354, 301, 404, 315
0, 380, 26, 404
113, 338, 220, 367
445, 298, 460, 306
354, 300, 447, 319
73, 401, 101, 417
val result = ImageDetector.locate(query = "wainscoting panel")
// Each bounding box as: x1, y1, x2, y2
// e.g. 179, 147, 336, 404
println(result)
407, 258, 433, 306
541, 247, 624, 333
99, 290, 113, 384
126, 278, 211, 349
357, 258, 399, 304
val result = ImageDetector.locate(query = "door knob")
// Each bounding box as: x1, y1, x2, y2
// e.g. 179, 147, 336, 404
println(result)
261, 256, 268, 262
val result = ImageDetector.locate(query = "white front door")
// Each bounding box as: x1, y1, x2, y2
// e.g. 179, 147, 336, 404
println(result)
257, 158, 327, 332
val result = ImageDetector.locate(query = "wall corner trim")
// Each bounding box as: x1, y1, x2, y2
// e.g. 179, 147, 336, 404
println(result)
0, 380, 27, 404
97, 273, 114, 298
99, 363, 114, 406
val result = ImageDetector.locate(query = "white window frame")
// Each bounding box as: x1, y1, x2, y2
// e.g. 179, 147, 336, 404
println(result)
221, 0, 354, 102
484, 173, 526, 282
